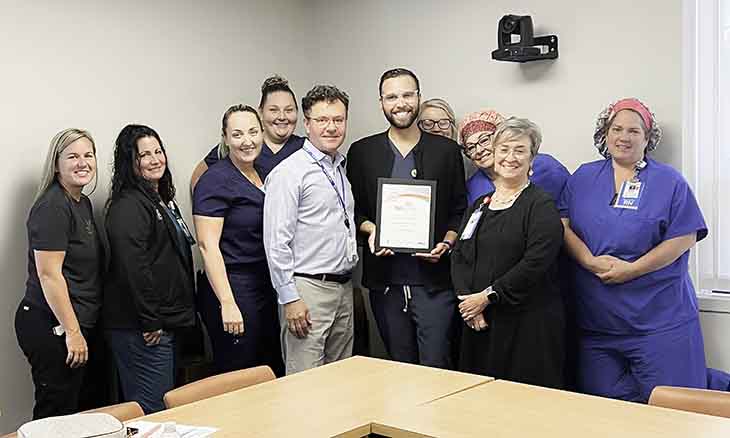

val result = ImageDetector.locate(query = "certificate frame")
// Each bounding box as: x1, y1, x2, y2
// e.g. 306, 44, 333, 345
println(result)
375, 177, 437, 254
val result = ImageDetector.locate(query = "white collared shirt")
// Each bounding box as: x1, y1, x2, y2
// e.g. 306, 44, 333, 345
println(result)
263, 140, 358, 304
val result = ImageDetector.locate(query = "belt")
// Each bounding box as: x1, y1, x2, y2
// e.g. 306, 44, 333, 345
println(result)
294, 272, 352, 284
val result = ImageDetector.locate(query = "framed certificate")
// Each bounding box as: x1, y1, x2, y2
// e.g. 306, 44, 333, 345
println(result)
375, 178, 437, 253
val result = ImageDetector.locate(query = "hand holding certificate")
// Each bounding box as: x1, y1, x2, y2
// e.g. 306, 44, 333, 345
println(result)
375, 178, 437, 253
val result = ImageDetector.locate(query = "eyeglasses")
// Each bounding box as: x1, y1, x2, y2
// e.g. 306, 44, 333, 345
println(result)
308, 116, 346, 129
495, 145, 530, 159
381, 90, 420, 105
419, 119, 453, 130
462, 134, 493, 157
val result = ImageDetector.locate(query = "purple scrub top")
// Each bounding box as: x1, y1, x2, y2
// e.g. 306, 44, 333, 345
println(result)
466, 153, 570, 206
558, 157, 707, 335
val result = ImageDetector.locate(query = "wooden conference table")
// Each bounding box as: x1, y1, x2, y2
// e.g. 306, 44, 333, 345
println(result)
372, 380, 730, 438
139, 356, 730, 437
140, 356, 491, 437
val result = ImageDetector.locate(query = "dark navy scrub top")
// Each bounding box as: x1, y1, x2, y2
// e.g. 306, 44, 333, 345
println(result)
387, 138, 424, 286
193, 157, 267, 265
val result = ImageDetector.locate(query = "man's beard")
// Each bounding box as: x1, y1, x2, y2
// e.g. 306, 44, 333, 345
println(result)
384, 105, 419, 129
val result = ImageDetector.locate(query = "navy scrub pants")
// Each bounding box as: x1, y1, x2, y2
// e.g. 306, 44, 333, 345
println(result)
198, 264, 284, 377
369, 285, 457, 369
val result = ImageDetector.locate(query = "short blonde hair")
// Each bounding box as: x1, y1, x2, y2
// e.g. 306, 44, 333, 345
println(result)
419, 98, 457, 141
492, 117, 542, 158
35, 128, 97, 203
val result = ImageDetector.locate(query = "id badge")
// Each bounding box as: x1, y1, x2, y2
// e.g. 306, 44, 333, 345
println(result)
614, 180, 644, 210
347, 235, 358, 262
460, 208, 483, 240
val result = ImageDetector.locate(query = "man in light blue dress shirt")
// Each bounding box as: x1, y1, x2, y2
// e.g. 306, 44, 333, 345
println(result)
263, 85, 358, 374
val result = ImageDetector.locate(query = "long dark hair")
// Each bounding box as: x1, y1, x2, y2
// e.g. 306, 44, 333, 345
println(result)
107, 124, 176, 209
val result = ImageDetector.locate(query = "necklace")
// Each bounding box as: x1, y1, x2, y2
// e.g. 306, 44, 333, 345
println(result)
491, 181, 530, 208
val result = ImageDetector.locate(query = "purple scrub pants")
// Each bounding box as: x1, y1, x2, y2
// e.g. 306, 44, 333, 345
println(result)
577, 318, 707, 403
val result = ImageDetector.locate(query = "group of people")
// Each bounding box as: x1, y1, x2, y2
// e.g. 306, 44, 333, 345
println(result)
17, 124, 197, 418
16, 68, 729, 422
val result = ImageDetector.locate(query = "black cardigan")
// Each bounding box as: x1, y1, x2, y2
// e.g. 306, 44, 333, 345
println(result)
347, 131, 467, 291
103, 188, 195, 331
450, 184, 563, 311
452, 185, 565, 388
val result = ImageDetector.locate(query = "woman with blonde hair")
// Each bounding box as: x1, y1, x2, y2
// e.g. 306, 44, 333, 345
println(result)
194, 105, 284, 376
418, 98, 458, 141
419, 98, 479, 180
15, 128, 103, 418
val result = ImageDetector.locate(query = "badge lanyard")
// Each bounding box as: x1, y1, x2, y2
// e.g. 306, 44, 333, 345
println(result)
461, 203, 484, 240
460, 197, 491, 240
303, 148, 351, 230
631, 159, 647, 182
613, 159, 647, 210
168, 201, 196, 245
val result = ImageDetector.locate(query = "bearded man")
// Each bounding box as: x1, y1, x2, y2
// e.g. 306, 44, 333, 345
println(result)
346, 68, 467, 369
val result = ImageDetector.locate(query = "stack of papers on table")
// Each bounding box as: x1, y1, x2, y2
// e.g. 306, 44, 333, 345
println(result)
125, 420, 217, 437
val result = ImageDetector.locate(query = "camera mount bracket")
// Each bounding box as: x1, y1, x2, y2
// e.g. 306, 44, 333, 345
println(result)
491, 15, 558, 63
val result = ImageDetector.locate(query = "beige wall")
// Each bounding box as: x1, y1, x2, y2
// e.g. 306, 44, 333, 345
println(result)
312, 0, 682, 364
0, 0, 682, 433
0, 0, 311, 432
312, 0, 682, 171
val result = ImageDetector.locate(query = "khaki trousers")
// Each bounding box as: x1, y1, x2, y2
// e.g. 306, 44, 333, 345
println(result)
281, 277, 354, 374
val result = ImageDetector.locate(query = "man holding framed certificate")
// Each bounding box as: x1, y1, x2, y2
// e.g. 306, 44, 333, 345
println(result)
347, 68, 467, 369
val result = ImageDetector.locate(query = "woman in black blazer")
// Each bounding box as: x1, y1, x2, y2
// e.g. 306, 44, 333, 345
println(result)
104, 124, 196, 414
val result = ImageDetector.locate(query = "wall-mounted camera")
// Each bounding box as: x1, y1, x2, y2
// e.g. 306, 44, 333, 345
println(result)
491, 15, 558, 63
